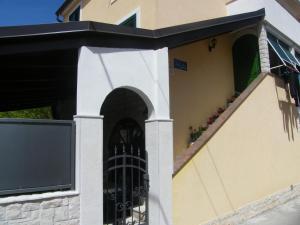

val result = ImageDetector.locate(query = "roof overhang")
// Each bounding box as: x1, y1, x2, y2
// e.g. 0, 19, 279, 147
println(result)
0, 9, 265, 55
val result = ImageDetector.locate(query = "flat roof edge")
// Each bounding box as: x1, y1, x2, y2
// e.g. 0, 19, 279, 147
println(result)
0, 9, 265, 53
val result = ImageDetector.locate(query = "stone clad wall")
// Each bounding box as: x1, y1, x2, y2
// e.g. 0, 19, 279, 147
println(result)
0, 195, 80, 225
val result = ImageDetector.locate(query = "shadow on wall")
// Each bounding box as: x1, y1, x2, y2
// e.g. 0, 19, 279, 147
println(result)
191, 146, 235, 218
149, 193, 172, 225
275, 77, 299, 141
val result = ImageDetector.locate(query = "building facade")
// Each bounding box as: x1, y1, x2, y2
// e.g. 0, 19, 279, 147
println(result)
0, 1, 299, 225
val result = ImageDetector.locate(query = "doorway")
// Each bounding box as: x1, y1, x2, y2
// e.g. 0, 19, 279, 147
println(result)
101, 88, 149, 225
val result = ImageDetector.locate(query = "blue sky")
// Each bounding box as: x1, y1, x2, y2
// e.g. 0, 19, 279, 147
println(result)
0, 0, 64, 26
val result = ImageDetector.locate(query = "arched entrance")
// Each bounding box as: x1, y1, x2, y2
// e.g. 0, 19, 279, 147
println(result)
232, 34, 261, 92
101, 88, 149, 225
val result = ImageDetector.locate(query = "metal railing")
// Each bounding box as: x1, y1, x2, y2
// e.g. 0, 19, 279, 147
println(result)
104, 144, 149, 225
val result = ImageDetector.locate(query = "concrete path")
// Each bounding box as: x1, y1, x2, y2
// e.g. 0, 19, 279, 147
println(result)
242, 197, 300, 225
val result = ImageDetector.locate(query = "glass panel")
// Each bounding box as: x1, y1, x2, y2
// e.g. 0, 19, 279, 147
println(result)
69, 6, 80, 22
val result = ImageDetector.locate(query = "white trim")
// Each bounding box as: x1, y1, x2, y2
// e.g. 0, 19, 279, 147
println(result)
0, 190, 79, 205
66, 1, 82, 22
74, 115, 104, 119
80, 0, 83, 20
116, 7, 141, 28
230, 26, 258, 47
270, 64, 285, 70
145, 118, 173, 123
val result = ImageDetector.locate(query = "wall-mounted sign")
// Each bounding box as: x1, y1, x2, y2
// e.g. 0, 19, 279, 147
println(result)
174, 58, 187, 71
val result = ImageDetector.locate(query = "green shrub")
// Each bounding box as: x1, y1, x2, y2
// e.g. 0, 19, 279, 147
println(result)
0, 107, 52, 119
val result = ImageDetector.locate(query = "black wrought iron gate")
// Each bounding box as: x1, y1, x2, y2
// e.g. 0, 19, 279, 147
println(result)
104, 119, 149, 225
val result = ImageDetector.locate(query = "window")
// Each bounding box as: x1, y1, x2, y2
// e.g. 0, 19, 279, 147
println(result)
268, 33, 291, 65
69, 6, 80, 22
267, 33, 300, 71
120, 14, 137, 28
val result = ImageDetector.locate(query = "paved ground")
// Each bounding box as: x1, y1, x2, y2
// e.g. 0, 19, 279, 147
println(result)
242, 197, 300, 225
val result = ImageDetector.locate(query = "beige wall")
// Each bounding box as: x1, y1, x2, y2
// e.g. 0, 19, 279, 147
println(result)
173, 75, 300, 225
169, 34, 235, 158
82, 0, 157, 29
60, 0, 227, 29
156, 0, 227, 28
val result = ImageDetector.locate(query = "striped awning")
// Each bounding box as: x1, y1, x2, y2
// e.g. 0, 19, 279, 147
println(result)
267, 33, 299, 71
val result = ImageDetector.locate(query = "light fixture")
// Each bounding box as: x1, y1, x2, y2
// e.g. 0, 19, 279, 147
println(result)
208, 38, 217, 52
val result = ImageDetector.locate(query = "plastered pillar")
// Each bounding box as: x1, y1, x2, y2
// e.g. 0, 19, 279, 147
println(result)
146, 119, 173, 225
74, 115, 104, 225
258, 24, 271, 73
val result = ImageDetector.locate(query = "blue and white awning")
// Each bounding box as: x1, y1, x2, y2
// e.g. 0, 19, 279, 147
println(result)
267, 33, 299, 71
296, 52, 300, 69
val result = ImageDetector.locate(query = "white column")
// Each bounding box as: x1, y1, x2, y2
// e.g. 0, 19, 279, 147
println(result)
74, 115, 104, 225
258, 24, 271, 73
146, 119, 173, 225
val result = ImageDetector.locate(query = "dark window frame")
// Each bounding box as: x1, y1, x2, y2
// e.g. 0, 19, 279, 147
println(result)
69, 6, 80, 22
120, 14, 137, 28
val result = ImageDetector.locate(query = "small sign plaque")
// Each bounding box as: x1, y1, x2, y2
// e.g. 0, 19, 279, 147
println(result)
174, 58, 187, 71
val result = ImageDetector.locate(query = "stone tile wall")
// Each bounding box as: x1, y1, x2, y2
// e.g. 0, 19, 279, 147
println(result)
0, 195, 79, 225
258, 24, 271, 73
202, 184, 300, 225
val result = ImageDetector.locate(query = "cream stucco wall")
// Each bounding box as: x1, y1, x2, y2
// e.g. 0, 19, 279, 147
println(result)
81, 0, 157, 29
173, 74, 300, 225
61, 0, 227, 29
169, 34, 235, 158
156, 0, 227, 28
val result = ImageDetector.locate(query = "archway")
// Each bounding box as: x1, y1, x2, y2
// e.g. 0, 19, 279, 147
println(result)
100, 88, 149, 225
232, 34, 261, 93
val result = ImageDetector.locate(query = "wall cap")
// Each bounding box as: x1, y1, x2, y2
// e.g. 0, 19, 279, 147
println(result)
145, 118, 173, 123
74, 115, 104, 119
0, 190, 79, 205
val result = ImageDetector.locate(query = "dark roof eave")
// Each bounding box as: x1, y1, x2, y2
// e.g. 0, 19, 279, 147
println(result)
0, 9, 265, 54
